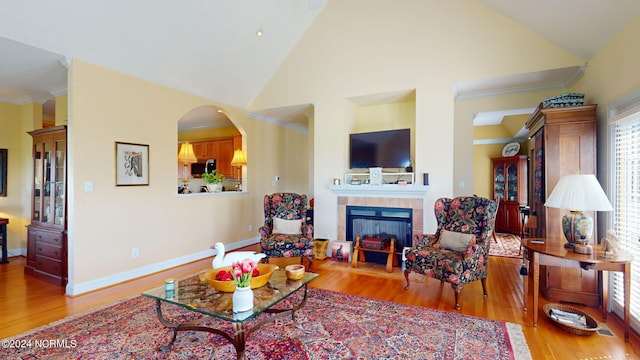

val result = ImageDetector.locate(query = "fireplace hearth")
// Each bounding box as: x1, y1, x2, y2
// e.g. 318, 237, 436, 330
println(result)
346, 205, 412, 265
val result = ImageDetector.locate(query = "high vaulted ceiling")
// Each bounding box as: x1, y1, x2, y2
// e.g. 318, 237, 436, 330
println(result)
1, 0, 640, 130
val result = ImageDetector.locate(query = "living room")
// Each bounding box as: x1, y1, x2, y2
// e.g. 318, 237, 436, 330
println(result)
1, 1, 640, 358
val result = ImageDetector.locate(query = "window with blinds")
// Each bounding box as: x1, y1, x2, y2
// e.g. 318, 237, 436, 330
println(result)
610, 110, 640, 334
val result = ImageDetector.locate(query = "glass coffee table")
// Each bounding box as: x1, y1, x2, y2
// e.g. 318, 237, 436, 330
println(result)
142, 269, 318, 359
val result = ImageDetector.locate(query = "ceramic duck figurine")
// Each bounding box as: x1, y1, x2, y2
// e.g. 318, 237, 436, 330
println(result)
211, 242, 266, 269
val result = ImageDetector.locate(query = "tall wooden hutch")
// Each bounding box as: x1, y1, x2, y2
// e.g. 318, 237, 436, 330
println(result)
492, 155, 528, 234
525, 104, 599, 306
24, 125, 67, 286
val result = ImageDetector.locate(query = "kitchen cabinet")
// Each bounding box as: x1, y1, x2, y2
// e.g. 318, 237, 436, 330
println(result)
191, 137, 236, 178
24, 125, 67, 286
492, 155, 527, 234
525, 104, 599, 307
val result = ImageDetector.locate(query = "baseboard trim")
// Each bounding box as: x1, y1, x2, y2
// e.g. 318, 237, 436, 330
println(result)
66, 237, 260, 296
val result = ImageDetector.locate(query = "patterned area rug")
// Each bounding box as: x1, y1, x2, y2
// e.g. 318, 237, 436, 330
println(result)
3, 285, 531, 359
489, 233, 523, 258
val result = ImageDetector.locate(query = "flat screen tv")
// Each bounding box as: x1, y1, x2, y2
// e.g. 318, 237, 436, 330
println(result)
349, 128, 410, 169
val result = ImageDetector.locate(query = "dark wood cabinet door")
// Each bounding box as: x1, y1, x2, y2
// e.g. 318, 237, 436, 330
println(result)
492, 155, 527, 234
525, 104, 599, 307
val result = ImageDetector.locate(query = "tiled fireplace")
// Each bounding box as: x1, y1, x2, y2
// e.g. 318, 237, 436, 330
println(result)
337, 196, 424, 244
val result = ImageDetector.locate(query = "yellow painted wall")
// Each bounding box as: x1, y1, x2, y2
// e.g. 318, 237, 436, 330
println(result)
0, 102, 50, 254
354, 100, 416, 169
0, 103, 26, 252
178, 126, 240, 141
65, 59, 308, 293
55, 94, 68, 125
251, 0, 582, 235
472, 143, 504, 198
355, 101, 415, 133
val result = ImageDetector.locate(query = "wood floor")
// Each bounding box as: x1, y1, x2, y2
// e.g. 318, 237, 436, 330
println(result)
1, 252, 638, 359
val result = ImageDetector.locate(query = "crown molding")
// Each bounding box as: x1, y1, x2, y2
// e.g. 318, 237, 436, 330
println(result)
0, 95, 35, 105
49, 85, 68, 97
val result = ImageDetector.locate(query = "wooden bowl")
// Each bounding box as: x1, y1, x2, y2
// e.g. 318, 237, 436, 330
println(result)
203, 263, 277, 292
285, 264, 305, 280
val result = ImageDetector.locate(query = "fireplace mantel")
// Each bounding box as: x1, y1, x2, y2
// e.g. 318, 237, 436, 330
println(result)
329, 184, 428, 198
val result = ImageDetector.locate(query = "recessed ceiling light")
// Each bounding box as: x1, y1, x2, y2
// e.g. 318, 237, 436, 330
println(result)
217, 109, 223, 113
256, 29, 263, 37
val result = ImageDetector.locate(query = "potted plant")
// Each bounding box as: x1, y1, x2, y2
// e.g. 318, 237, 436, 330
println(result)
202, 169, 225, 192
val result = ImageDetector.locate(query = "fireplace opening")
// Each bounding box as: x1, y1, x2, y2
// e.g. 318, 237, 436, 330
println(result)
346, 205, 412, 265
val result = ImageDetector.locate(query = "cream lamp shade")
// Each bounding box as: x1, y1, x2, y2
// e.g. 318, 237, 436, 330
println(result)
230, 149, 247, 167
544, 174, 613, 253
177, 142, 198, 164
230, 149, 246, 191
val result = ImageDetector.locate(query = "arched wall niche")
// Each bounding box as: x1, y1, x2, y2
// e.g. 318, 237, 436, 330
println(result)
177, 105, 245, 193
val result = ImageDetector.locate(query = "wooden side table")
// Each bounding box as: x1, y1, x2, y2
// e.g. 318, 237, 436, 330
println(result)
521, 237, 633, 341
0, 217, 8, 263
351, 235, 396, 273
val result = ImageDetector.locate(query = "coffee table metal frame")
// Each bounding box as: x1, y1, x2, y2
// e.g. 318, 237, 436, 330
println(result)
142, 269, 318, 359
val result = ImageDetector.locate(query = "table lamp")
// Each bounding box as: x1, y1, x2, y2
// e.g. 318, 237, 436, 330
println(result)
544, 174, 613, 254
230, 149, 247, 191
177, 142, 198, 190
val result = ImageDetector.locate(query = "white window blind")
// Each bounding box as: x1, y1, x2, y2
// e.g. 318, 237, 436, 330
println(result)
610, 110, 640, 334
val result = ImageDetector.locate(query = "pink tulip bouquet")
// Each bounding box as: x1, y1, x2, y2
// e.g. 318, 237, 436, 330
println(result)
231, 259, 258, 288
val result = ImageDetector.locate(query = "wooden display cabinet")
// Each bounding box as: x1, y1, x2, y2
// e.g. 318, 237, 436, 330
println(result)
525, 104, 599, 307
24, 125, 67, 286
492, 155, 527, 234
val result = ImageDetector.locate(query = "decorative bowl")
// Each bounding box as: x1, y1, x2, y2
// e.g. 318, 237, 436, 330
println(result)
202, 263, 277, 292
285, 264, 305, 280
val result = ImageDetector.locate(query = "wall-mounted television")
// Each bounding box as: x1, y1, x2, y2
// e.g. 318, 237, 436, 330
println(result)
349, 128, 410, 169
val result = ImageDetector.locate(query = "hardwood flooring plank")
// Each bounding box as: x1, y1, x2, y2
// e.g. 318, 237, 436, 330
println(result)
0, 251, 638, 359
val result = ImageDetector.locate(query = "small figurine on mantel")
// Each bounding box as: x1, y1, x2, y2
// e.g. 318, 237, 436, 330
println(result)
601, 229, 620, 258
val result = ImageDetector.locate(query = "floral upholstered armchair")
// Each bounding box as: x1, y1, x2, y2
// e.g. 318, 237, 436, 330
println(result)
403, 196, 498, 310
259, 193, 314, 267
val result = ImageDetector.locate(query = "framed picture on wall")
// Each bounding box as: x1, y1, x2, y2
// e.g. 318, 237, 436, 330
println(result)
0, 149, 7, 196
115, 142, 149, 186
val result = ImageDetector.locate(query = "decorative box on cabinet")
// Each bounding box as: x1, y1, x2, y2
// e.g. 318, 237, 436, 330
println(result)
24, 125, 68, 286
525, 104, 599, 307
492, 155, 527, 234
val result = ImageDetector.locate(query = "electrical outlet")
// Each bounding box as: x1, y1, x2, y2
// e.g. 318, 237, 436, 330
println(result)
248, 224, 253, 232
131, 248, 139, 258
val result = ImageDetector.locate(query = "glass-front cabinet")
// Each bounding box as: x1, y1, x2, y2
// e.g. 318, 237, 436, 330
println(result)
492, 155, 527, 234
25, 125, 68, 286
32, 135, 66, 226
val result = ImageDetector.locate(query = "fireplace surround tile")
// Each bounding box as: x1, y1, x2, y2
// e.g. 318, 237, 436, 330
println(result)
338, 196, 423, 241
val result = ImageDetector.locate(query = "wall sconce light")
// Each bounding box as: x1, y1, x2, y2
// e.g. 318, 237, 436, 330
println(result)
230, 149, 247, 191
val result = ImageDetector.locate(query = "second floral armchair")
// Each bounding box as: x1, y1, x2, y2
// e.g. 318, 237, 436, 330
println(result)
403, 196, 498, 310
